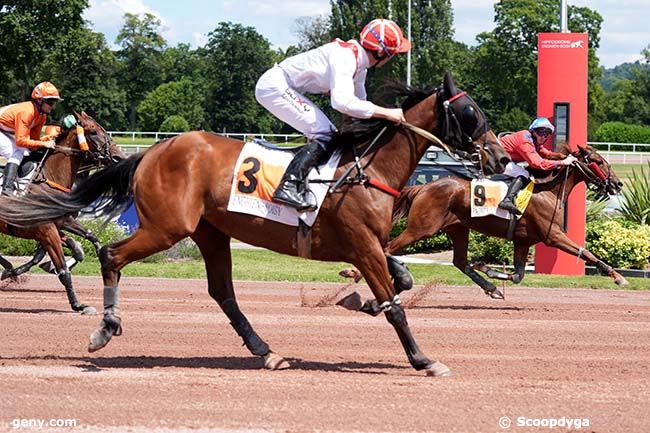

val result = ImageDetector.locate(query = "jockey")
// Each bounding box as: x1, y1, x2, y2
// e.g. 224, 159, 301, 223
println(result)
0, 81, 62, 196
497, 117, 577, 214
255, 18, 411, 211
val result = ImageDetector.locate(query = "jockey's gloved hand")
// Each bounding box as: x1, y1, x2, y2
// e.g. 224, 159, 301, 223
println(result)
560, 155, 578, 166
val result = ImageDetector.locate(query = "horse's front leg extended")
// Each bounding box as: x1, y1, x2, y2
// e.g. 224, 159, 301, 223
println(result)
547, 234, 628, 286
1, 245, 45, 280
355, 245, 450, 377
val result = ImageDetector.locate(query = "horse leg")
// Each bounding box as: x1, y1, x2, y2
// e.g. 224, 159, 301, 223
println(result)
446, 226, 504, 300
547, 233, 628, 285
190, 220, 288, 370
39, 236, 85, 274
0, 245, 45, 280
89, 225, 194, 352
355, 243, 450, 376
39, 228, 96, 314
61, 215, 102, 256
471, 243, 530, 284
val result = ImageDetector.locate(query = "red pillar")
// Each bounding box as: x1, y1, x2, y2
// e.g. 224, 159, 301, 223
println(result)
535, 33, 588, 275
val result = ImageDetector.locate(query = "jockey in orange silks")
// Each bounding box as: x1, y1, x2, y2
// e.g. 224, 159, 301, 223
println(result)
497, 117, 577, 214
0, 81, 62, 195
255, 19, 411, 212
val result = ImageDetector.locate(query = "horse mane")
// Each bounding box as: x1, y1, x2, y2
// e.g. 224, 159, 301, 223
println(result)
331, 82, 437, 148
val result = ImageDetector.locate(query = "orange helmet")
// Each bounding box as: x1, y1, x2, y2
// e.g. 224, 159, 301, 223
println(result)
360, 19, 411, 57
31, 81, 63, 101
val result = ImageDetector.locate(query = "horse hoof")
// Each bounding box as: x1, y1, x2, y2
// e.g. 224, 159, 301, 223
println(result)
425, 361, 452, 377
1, 270, 15, 280
81, 306, 97, 315
487, 288, 505, 300
615, 276, 628, 286
263, 352, 290, 370
88, 327, 113, 352
336, 292, 363, 311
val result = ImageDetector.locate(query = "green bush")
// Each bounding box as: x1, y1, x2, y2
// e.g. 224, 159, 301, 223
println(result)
594, 122, 650, 144
468, 232, 514, 265
586, 219, 650, 269
389, 218, 451, 253
160, 115, 190, 133
68, 218, 129, 257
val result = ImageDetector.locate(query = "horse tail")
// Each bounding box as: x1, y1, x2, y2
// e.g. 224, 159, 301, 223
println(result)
392, 184, 424, 224
0, 151, 146, 227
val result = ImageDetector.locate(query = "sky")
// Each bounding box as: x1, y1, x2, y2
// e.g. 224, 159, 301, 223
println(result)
85, 0, 648, 68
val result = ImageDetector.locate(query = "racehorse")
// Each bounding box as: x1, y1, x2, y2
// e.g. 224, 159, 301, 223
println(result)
0, 111, 124, 313
0, 73, 510, 376
340, 143, 626, 306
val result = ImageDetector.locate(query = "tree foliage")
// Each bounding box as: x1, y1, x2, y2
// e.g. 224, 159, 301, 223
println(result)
137, 79, 205, 131
203, 22, 280, 133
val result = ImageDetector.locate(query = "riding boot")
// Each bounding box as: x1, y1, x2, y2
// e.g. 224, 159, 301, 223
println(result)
1, 163, 19, 197
272, 139, 331, 212
498, 176, 527, 215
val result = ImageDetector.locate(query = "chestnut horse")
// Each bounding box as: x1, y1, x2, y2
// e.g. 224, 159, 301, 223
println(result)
0, 73, 510, 376
340, 144, 626, 308
0, 112, 124, 313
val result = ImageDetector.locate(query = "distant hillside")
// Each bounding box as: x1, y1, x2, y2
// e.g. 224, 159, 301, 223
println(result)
601, 61, 649, 91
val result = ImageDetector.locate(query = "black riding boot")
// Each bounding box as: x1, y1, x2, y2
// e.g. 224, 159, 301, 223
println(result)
1, 163, 19, 197
498, 176, 528, 215
272, 139, 331, 212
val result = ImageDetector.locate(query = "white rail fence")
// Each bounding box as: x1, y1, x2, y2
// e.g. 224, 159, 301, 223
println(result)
109, 132, 650, 164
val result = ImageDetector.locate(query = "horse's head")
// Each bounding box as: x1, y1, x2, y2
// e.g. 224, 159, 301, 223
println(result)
438, 72, 510, 175
57, 112, 125, 165
573, 144, 623, 197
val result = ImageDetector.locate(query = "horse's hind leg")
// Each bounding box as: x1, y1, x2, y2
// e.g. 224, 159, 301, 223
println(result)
89, 226, 191, 352
445, 226, 504, 300
190, 220, 288, 370
471, 243, 529, 285
0, 245, 45, 280
40, 236, 85, 274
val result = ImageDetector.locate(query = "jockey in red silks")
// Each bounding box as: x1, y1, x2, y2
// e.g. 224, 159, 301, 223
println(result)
0, 81, 62, 196
255, 18, 411, 212
497, 117, 577, 214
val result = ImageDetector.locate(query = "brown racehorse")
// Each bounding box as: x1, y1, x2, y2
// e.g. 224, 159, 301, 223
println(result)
0, 73, 510, 376
340, 143, 626, 308
0, 111, 124, 313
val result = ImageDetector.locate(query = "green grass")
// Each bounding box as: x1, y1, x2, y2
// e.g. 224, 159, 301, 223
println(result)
611, 164, 643, 184
41, 248, 650, 290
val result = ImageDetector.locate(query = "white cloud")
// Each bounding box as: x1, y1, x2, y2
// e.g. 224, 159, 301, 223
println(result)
85, 0, 168, 45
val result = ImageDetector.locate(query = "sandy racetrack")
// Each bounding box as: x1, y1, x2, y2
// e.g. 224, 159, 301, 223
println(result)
1, 275, 649, 432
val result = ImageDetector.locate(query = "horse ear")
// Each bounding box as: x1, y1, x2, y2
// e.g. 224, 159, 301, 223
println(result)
443, 72, 458, 97
73, 110, 81, 120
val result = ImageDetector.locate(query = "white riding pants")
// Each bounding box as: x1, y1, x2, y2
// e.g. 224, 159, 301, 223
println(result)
0, 131, 29, 165
255, 65, 336, 142
502, 161, 530, 179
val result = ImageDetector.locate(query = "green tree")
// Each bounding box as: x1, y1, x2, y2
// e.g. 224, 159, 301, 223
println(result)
116, 13, 166, 129
160, 43, 207, 83
0, 0, 88, 101
203, 22, 279, 133
137, 79, 205, 131
328, 0, 458, 92
37, 28, 127, 129
467, 0, 603, 133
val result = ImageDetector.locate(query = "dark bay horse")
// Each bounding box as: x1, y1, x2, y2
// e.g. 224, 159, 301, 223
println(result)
0, 112, 124, 313
0, 73, 510, 376
340, 144, 626, 304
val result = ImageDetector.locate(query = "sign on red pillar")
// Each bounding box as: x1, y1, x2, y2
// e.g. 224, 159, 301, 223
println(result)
535, 33, 588, 275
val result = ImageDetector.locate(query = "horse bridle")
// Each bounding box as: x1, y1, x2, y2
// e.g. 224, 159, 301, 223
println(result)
572, 148, 612, 196
439, 90, 491, 172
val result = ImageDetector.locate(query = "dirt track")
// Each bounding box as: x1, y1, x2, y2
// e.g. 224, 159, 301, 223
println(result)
1, 275, 649, 432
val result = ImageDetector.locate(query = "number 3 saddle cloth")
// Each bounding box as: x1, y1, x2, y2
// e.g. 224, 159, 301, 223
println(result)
227, 140, 342, 227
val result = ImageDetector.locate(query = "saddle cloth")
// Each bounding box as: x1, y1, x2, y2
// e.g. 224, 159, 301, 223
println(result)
470, 178, 534, 220
227, 140, 342, 227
